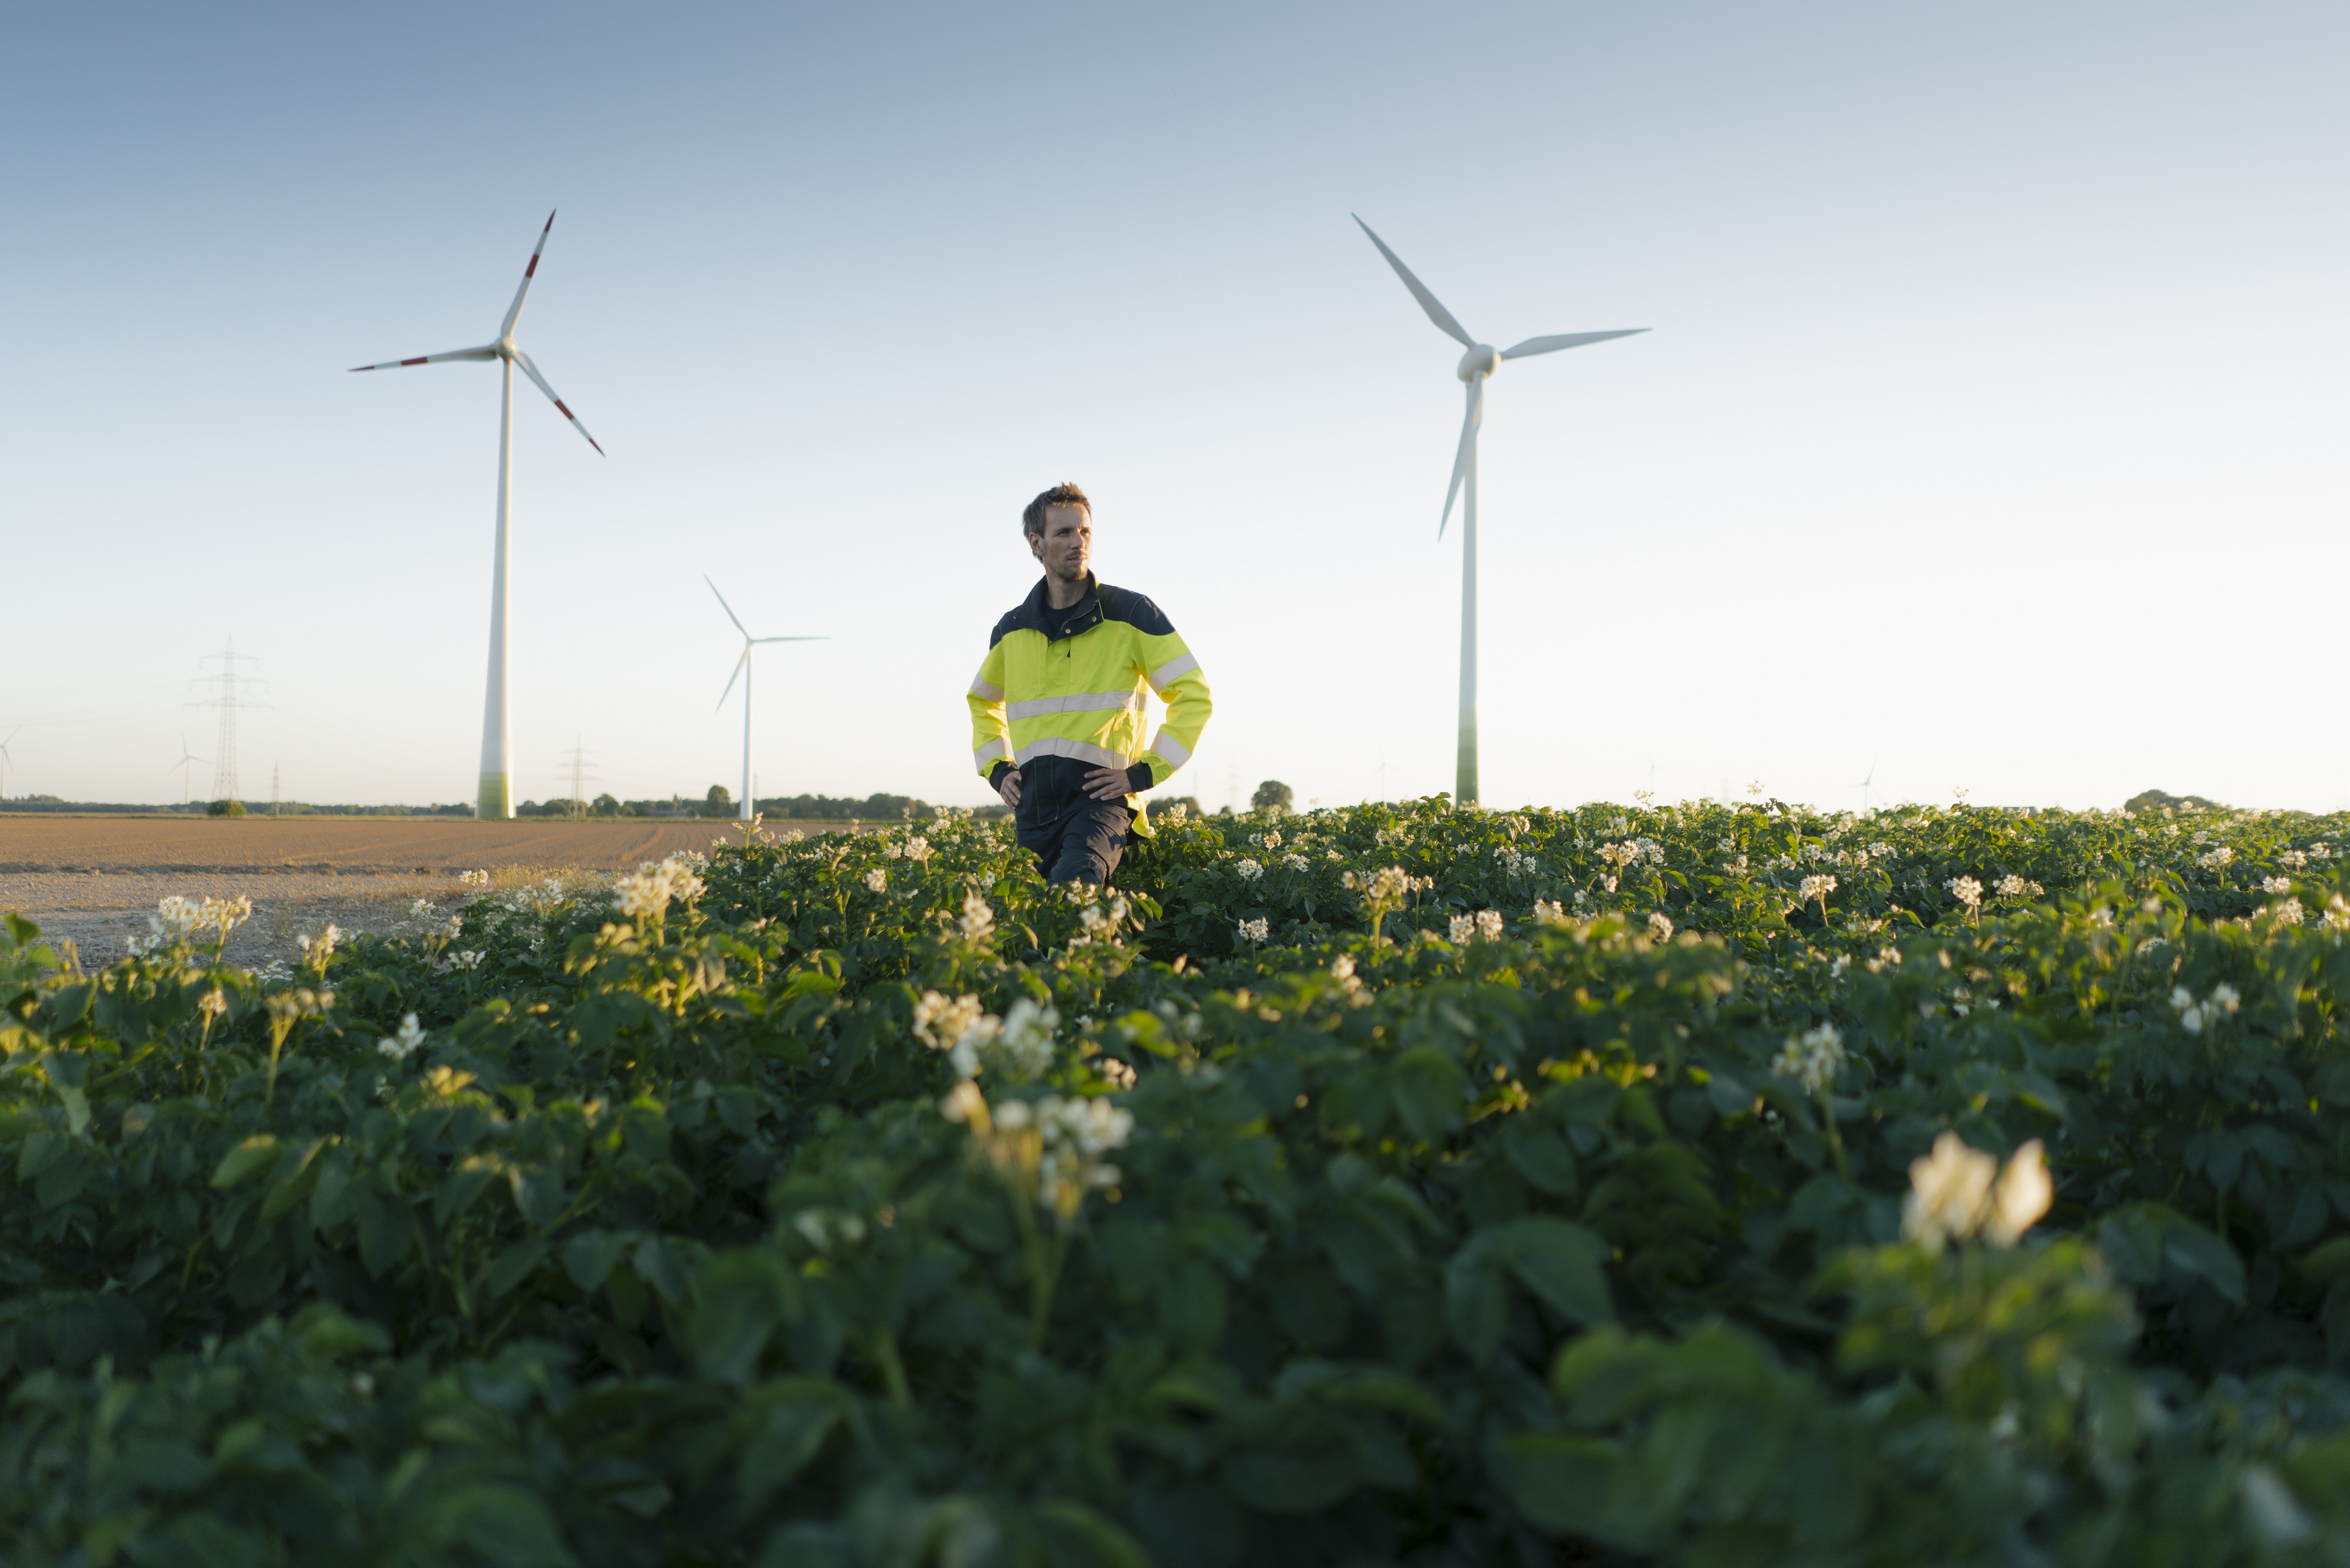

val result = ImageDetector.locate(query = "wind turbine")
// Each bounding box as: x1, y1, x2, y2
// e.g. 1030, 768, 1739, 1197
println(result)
168, 736, 207, 806
0, 728, 16, 802
1852, 763, 1878, 813
349, 211, 603, 821
707, 578, 826, 822
1354, 215, 1646, 807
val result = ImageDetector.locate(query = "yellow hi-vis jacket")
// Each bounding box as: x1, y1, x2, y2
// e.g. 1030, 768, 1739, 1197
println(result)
968, 575, 1212, 832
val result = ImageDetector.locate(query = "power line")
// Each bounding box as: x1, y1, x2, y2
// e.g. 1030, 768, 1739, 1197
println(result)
559, 737, 599, 819
188, 638, 269, 803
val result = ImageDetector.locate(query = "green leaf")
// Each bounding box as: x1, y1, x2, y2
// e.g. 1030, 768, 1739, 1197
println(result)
290, 1303, 390, 1360
2299, 1238, 2350, 1283
259, 1138, 330, 1225
210, 1135, 280, 1190
55, 1085, 89, 1138
356, 1195, 412, 1278
2279, 1189, 2331, 1252
1489, 1431, 1628, 1542
440, 1484, 577, 1568
1389, 1047, 1468, 1143
1500, 1120, 1579, 1195
565, 1230, 627, 1293
2162, 1220, 2246, 1307
1490, 1217, 1614, 1327
735, 1391, 843, 1506
1221, 1449, 1364, 1514
685, 1255, 797, 1384
1032, 1499, 1152, 1568
1444, 1252, 1506, 1365
635, 1236, 685, 1302
487, 1239, 551, 1301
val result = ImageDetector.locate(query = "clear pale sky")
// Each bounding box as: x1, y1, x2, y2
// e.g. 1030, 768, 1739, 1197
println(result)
2, 3, 2342, 814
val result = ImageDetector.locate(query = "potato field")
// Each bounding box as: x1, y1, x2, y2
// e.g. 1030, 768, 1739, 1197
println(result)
6, 794, 2350, 1566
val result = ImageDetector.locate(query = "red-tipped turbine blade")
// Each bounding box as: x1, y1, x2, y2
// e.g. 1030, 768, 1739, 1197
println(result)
348, 344, 498, 372
502, 210, 556, 338
512, 349, 604, 455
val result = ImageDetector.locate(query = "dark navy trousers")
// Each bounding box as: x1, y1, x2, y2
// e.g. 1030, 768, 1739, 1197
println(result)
1015, 765, 1132, 886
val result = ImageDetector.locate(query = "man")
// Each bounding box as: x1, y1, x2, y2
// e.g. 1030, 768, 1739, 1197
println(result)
968, 483, 1213, 885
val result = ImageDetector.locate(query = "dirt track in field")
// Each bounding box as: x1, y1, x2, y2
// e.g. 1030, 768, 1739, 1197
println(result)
0, 815, 832, 969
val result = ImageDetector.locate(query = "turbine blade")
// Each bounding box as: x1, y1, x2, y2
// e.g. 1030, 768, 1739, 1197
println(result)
1439, 376, 1483, 539
512, 349, 604, 455
716, 647, 748, 712
1352, 215, 1474, 348
348, 344, 499, 371
705, 576, 749, 638
1499, 328, 1649, 360
752, 636, 827, 643
502, 211, 556, 338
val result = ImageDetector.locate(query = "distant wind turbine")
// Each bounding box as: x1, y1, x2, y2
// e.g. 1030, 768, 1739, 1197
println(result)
707, 578, 826, 822
168, 736, 207, 806
1852, 763, 1878, 812
349, 211, 604, 821
0, 728, 16, 802
1354, 215, 1646, 807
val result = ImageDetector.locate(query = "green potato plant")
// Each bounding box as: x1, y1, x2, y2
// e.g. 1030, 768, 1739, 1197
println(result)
2, 797, 2349, 1565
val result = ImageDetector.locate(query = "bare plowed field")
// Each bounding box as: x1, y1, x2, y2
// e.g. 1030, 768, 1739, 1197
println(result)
0, 815, 832, 968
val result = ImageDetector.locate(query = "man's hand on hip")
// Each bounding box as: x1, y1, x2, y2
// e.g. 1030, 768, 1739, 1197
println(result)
1083, 766, 1133, 802
997, 767, 1023, 808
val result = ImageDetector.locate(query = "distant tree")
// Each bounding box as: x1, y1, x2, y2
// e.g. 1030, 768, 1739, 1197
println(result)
2125, 788, 2222, 814
592, 793, 620, 816
1251, 780, 1294, 812
704, 785, 734, 817
206, 799, 247, 818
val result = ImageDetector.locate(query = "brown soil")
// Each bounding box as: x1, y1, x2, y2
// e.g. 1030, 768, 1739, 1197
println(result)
0, 815, 840, 969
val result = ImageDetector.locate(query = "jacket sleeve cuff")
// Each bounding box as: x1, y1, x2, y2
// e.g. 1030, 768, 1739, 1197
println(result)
1125, 761, 1156, 794
989, 761, 1012, 790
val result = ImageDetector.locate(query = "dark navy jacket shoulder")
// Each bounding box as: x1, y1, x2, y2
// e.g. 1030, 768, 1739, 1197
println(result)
988, 577, 1171, 647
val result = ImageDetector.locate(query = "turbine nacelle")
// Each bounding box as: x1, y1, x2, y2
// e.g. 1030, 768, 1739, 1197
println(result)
1456, 345, 1501, 383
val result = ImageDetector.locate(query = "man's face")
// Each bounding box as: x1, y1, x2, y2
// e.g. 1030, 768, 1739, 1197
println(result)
1028, 504, 1092, 581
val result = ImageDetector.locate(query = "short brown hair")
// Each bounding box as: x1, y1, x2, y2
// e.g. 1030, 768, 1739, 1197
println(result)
1022, 482, 1090, 539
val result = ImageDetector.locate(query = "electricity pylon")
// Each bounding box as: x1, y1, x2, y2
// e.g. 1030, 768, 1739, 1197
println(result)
188, 639, 268, 803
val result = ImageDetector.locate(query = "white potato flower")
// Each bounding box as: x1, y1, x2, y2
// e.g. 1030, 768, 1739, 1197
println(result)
1903, 1133, 1996, 1252
864, 868, 887, 893
959, 892, 997, 941
1476, 909, 1504, 942
1770, 1021, 1844, 1094
1235, 858, 1263, 881
1236, 917, 1270, 944
992, 999, 1060, 1080
1647, 911, 1674, 943
376, 1013, 427, 1062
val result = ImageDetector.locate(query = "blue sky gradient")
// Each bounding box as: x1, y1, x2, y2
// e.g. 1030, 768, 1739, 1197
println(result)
2, 2, 2343, 811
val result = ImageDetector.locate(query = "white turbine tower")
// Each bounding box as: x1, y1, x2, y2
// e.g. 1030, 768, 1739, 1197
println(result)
0, 728, 17, 802
1354, 215, 1646, 807
168, 736, 207, 807
707, 578, 826, 822
349, 211, 604, 821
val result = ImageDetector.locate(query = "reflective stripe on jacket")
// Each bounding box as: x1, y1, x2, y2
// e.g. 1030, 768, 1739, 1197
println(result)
967, 575, 1212, 832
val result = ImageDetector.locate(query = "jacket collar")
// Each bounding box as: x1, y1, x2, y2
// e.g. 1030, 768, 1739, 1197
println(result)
1027, 573, 1103, 641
